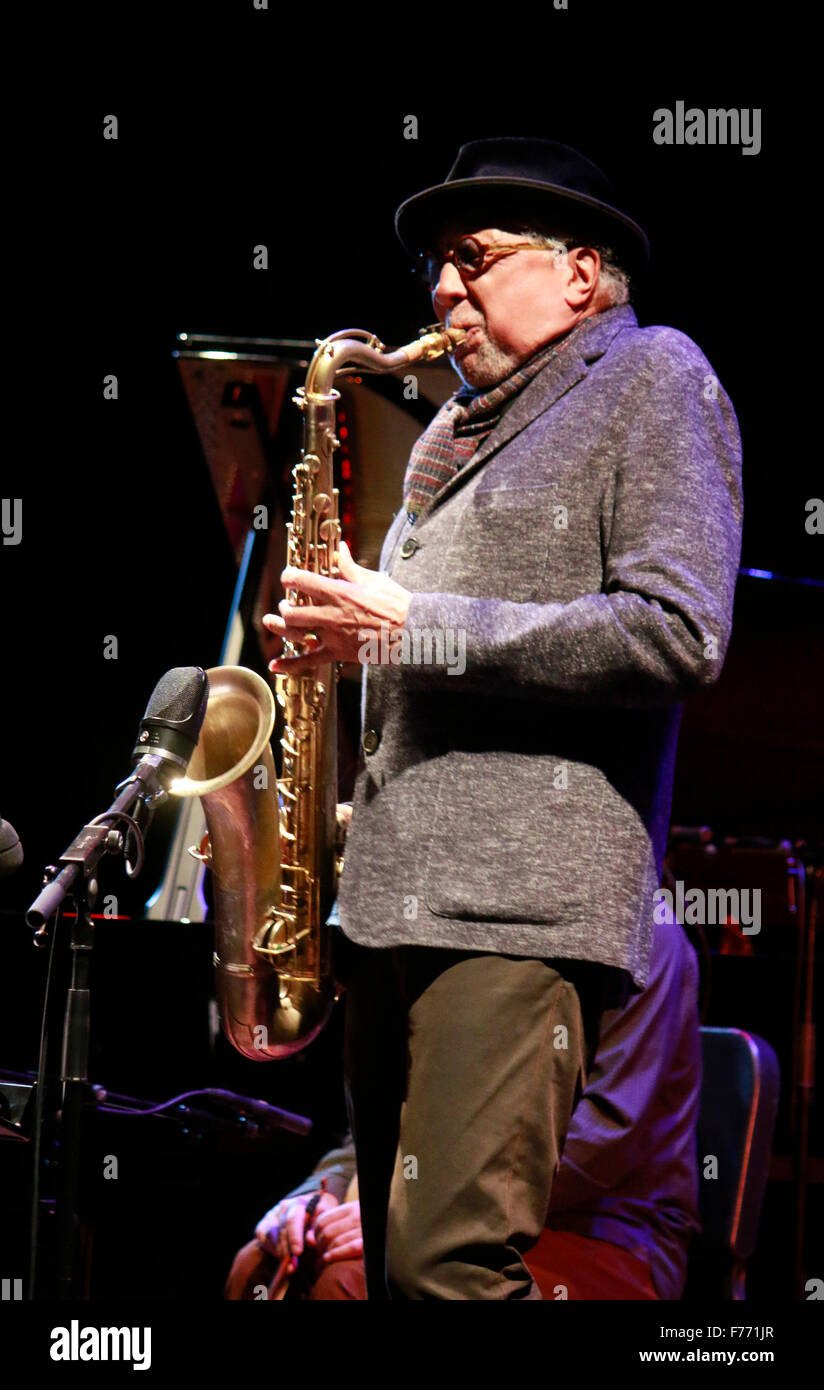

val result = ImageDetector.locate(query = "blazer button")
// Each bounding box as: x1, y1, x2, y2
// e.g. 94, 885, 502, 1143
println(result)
362, 728, 380, 755
399, 537, 419, 559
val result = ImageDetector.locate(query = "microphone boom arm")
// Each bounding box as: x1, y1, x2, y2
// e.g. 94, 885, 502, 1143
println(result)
25, 756, 167, 931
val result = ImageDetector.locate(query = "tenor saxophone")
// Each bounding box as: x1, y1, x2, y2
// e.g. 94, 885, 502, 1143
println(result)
171, 324, 466, 1060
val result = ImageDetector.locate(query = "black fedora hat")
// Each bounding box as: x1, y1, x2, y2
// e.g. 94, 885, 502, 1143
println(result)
395, 137, 649, 277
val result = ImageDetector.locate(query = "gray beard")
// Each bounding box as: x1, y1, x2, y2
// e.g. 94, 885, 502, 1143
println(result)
454, 335, 522, 390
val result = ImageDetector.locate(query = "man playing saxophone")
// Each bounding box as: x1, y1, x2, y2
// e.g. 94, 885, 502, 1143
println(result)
263, 137, 742, 1300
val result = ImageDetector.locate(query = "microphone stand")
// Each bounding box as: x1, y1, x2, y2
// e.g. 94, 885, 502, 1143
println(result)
25, 757, 167, 1300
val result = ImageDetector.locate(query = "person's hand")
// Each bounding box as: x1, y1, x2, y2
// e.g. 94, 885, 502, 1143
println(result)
254, 1192, 340, 1267
263, 540, 412, 674
306, 1200, 363, 1266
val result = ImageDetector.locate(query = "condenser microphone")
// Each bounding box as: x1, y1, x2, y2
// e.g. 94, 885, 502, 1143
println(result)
130, 667, 209, 787
0, 818, 23, 878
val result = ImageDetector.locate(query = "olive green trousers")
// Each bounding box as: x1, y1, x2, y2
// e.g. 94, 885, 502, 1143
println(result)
332, 930, 618, 1300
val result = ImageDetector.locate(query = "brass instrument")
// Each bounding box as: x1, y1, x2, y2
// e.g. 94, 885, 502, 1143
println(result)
170, 323, 466, 1060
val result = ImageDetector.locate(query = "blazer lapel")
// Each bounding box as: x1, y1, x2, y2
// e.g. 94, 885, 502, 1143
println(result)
418, 304, 637, 521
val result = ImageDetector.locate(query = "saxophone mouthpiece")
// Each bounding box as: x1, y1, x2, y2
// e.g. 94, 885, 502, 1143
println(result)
413, 324, 468, 362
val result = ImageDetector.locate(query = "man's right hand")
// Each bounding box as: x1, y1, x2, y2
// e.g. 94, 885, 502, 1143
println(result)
254, 1192, 340, 1266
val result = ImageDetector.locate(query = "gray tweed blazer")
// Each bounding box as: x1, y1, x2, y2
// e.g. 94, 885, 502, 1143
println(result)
336, 303, 743, 989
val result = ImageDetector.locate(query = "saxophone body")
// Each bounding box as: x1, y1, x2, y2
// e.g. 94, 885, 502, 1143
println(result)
171, 324, 466, 1060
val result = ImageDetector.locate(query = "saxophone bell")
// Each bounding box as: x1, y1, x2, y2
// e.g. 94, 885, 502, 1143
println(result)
171, 665, 335, 1061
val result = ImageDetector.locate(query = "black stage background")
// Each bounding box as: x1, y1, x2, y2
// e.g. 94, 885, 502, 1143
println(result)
1, 0, 821, 1356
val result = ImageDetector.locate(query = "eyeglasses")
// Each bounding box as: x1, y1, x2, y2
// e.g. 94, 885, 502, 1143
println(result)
416, 235, 565, 294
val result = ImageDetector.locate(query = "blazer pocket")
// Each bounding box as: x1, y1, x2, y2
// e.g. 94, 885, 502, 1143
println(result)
423, 750, 605, 924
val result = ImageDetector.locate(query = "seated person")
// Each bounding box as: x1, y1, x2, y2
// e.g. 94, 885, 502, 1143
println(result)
225, 905, 701, 1301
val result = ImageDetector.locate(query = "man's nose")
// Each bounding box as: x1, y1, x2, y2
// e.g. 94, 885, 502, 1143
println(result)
432, 260, 467, 311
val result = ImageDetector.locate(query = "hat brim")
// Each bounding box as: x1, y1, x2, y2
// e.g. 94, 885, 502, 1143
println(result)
395, 177, 649, 276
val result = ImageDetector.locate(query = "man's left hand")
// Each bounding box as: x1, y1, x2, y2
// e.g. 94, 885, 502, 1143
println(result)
263, 540, 412, 674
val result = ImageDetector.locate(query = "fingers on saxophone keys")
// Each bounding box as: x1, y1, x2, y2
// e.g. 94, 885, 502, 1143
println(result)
281, 566, 332, 597
262, 604, 311, 630
269, 649, 330, 675
278, 601, 341, 626
263, 612, 314, 645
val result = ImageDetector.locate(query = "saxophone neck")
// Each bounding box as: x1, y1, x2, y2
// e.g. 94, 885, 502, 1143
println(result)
304, 324, 467, 396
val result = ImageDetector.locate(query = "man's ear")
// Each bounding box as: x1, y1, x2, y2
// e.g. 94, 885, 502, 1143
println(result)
564, 247, 601, 309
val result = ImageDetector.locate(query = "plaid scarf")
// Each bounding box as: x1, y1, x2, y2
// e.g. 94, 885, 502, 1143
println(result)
403, 320, 585, 523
